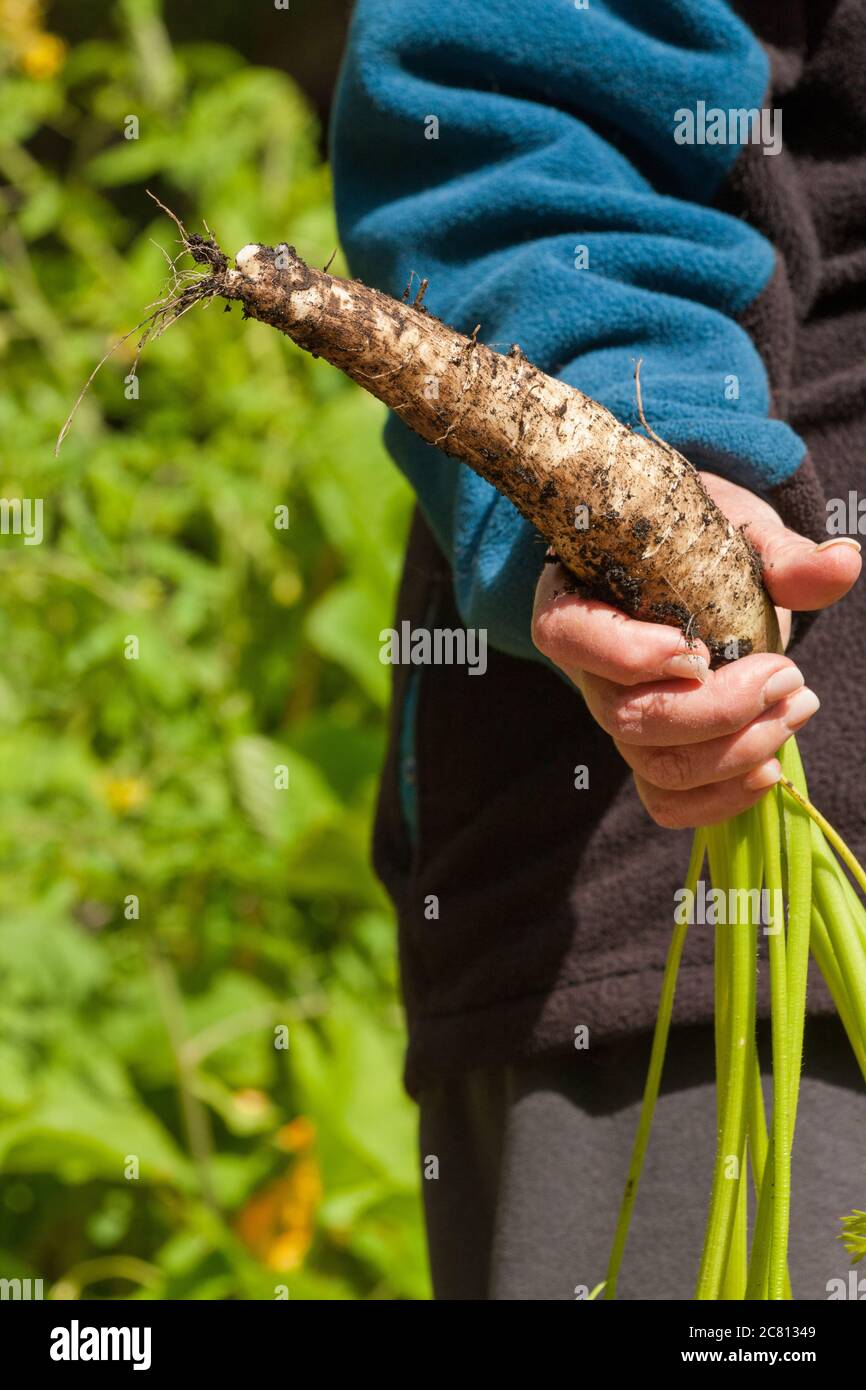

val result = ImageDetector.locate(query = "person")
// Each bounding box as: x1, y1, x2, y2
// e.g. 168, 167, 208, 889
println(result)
331, 0, 866, 1299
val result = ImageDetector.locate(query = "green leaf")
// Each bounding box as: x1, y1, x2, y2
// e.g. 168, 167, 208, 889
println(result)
306, 578, 390, 706
230, 736, 340, 848
0, 1074, 193, 1188
0, 899, 107, 1005
290, 997, 418, 1191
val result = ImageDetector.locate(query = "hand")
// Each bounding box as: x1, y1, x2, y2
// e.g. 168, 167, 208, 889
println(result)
531, 471, 861, 828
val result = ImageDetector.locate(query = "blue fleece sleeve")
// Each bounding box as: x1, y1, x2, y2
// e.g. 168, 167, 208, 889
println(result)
331, 0, 805, 662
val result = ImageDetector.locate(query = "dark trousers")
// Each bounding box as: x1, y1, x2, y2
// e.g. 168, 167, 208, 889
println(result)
418, 1019, 866, 1300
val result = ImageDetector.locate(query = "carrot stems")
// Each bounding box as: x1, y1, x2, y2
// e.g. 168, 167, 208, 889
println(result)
759, 786, 792, 1300
607, 736, 866, 1300
780, 772, 866, 901
809, 905, 866, 1084
696, 811, 757, 1299
778, 739, 812, 1140
603, 829, 706, 1300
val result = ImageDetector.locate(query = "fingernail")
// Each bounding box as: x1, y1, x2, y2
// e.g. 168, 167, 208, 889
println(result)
763, 666, 804, 706
661, 652, 709, 683
815, 537, 862, 552
783, 687, 820, 730
743, 759, 782, 792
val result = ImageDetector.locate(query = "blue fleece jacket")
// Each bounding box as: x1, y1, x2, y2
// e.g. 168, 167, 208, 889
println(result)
331, 0, 805, 663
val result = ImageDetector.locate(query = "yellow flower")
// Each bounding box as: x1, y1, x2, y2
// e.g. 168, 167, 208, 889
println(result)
99, 775, 149, 814
21, 31, 65, 79
270, 570, 302, 607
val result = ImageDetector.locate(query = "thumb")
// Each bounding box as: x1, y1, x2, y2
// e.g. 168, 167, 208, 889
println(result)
747, 525, 861, 613
700, 470, 861, 613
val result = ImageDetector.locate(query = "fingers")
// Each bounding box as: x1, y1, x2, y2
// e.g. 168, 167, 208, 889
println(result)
532, 563, 710, 686
581, 653, 808, 747
700, 470, 861, 613
632, 767, 780, 830
531, 478, 843, 833
614, 687, 820, 792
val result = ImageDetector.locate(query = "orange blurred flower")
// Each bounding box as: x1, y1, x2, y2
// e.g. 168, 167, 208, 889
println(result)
274, 1116, 316, 1153
235, 1156, 322, 1272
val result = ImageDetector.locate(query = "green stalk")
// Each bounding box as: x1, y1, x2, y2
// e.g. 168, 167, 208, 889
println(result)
759, 787, 790, 1301
838, 869, 866, 953
724, 813, 761, 1301
747, 1051, 769, 1195
706, 821, 747, 1300
606, 734, 866, 1301
707, 823, 731, 1126
746, 746, 808, 1302
743, 837, 771, 1203
810, 824, 866, 1051
695, 812, 757, 1300
724, 1167, 749, 1299
809, 905, 866, 1084
747, 1132, 794, 1302
778, 739, 812, 1135
603, 829, 706, 1300
706, 820, 736, 1296
746, 1140, 773, 1300
780, 773, 866, 901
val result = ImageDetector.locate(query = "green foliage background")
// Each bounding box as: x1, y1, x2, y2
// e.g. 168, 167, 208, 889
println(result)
0, 0, 425, 1299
